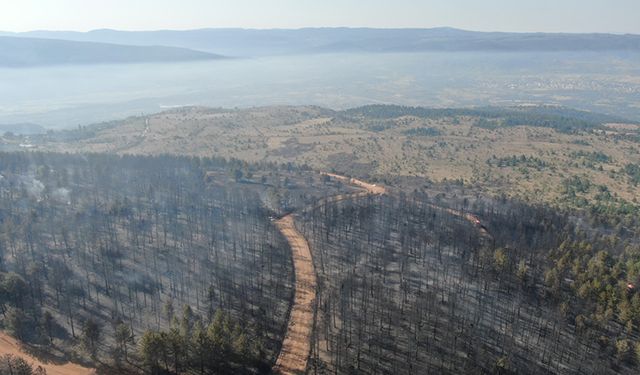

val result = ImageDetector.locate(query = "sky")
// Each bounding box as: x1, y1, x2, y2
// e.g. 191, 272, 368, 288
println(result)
1, 0, 639, 34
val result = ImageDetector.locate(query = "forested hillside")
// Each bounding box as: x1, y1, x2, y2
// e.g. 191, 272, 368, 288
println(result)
1, 105, 639, 374
0, 36, 223, 67
0, 152, 350, 373
299, 189, 640, 374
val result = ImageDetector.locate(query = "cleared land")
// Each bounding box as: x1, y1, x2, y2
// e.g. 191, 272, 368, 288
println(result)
31, 105, 640, 208
0, 332, 94, 375
273, 215, 316, 375
274, 174, 384, 374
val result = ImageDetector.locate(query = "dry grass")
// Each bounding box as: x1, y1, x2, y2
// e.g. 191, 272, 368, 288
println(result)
40, 106, 640, 205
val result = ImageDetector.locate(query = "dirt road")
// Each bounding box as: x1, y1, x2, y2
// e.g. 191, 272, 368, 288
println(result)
429, 204, 492, 238
273, 173, 385, 374
322, 173, 487, 235
0, 332, 94, 375
272, 214, 317, 374
273, 172, 490, 374
321, 173, 386, 195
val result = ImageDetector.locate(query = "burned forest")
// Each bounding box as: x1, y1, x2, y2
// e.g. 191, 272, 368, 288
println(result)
4, 1, 640, 372
0, 107, 638, 375
0, 152, 354, 374
299, 189, 640, 374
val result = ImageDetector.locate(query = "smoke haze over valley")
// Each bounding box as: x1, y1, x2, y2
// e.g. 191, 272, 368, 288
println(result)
2, 3, 640, 375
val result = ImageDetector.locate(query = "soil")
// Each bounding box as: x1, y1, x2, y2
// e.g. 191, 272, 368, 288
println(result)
272, 215, 317, 375
273, 173, 385, 374
0, 332, 94, 375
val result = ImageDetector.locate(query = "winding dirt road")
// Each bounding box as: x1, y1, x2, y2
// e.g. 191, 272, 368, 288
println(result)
432, 205, 492, 238
321, 173, 386, 195
272, 214, 316, 375
272, 174, 384, 374
272, 173, 488, 374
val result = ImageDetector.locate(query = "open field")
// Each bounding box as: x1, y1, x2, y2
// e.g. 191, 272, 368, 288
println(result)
27, 105, 640, 209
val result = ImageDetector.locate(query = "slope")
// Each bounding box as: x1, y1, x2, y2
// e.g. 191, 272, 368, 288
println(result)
0, 36, 224, 67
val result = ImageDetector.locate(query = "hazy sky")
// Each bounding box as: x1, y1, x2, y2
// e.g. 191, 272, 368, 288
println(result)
2, 0, 639, 34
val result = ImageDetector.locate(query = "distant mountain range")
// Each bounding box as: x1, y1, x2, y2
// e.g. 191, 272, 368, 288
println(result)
0, 36, 225, 67
2, 27, 640, 57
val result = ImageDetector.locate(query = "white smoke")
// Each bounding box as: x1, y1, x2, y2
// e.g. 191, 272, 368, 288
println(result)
52, 188, 71, 204
19, 175, 45, 200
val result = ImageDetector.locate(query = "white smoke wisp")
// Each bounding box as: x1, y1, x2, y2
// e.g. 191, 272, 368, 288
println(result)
52, 187, 71, 204
19, 175, 45, 200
